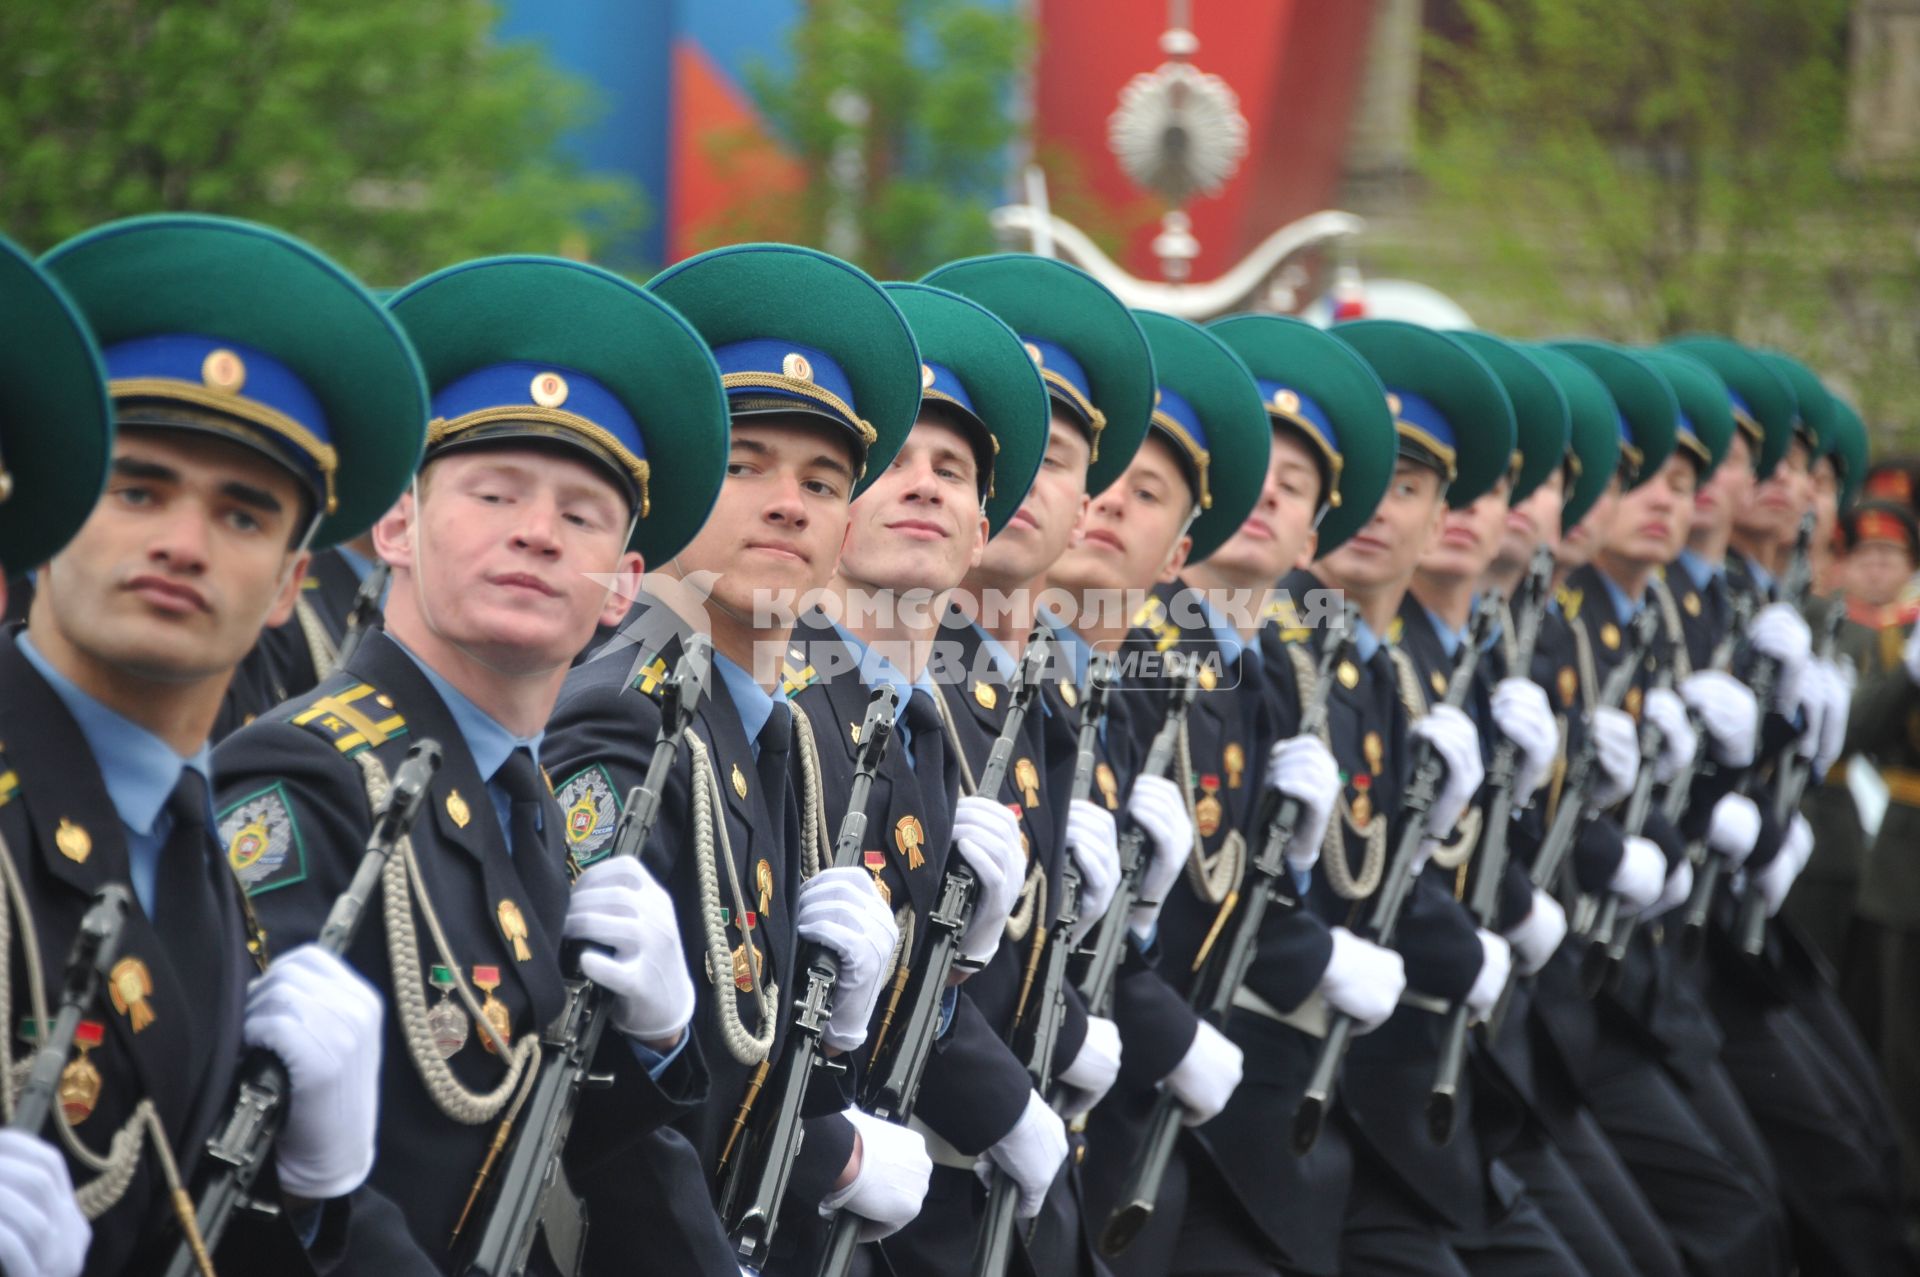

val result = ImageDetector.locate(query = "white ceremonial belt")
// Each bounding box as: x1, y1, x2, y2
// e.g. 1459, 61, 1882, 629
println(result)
909, 1116, 979, 1171
1231, 985, 1330, 1038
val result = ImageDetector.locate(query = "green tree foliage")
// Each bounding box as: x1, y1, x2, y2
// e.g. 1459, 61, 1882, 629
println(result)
1405, 0, 1918, 434
734, 0, 1028, 280
0, 0, 643, 284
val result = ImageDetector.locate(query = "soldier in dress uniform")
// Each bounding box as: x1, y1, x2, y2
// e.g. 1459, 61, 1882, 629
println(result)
904, 253, 1157, 1276
541, 245, 918, 1273
215, 538, 382, 741
5, 215, 407, 1276
213, 255, 729, 1272
769, 280, 1047, 1268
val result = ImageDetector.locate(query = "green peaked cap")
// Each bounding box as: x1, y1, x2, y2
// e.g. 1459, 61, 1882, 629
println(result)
1548, 343, 1677, 491
919, 254, 1154, 499
1451, 332, 1570, 505
1331, 319, 1516, 509
880, 283, 1048, 537
1638, 350, 1733, 479
1206, 312, 1394, 553
1524, 345, 1621, 532
1131, 310, 1269, 564
647, 244, 921, 500
1827, 398, 1870, 510
387, 256, 729, 562
1755, 350, 1838, 463
0, 234, 112, 575
41, 214, 428, 549
1662, 336, 1793, 478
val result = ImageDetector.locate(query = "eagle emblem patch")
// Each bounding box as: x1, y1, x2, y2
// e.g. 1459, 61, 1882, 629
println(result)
219, 784, 306, 896
556, 764, 622, 866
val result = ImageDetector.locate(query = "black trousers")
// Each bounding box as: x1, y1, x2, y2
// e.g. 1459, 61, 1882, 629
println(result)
1501, 1119, 1683, 1277
1339, 1158, 1586, 1277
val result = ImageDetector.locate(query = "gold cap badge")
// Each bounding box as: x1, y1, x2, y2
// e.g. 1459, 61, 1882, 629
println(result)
201, 348, 246, 393
531, 371, 570, 408
782, 352, 814, 383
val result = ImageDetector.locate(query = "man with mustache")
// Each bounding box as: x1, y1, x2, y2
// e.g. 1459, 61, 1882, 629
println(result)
542, 246, 918, 1273
768, 281, 1044, 1271
5, 216, 409, 1276
214, 256, 733, 1272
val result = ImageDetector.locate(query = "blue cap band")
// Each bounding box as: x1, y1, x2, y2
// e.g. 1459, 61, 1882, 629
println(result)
104, 333, 337, 513
1387, 386, 1457, 482
1257, 377, 1345, 508
1020, 336, 1107, 459
1149, 383, 1212, 510
712, 339, 875, 448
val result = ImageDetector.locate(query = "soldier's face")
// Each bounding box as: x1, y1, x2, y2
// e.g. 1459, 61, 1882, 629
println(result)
1421, 473, 1510, 582
674, 418, 856, 626
1050, 434, 1194, 597
1317, 458, 1446, 592
378, 449, 641, 673
1197, 428, 1322, 587
1603, 453, 1695, 567
31, 429, 309, 685
1846, 540, 1913, 608
1693, 431, 1754, 539
1556, 474, 1620, 573
1741, 439, 1812, 544
836, 415, 989, 595
974, 414, 1091, 589
1496, 467, 1564, 573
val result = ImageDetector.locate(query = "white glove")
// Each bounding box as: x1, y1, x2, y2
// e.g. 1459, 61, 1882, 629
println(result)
1066, 798, 1120, 947
1646, 858, 1693, 922
566, 856, 696, 1042
1317, 926, 1406, 1032
1755, 814, 1814, 916
1610, 836, 1667, 915
1465, 931, 1514, 1022
952, 796, 1024, 966
1642, 688, 1697, 785
1126, 774, 1192, 939
1903, 624, 1920, 686
0, 1129, 88, 1277
243, 945, 383, 1199
1505, 889, 1569, 976
978, 1090, 1068, 1221
1706, 793, 1762, 867
1057, 1015, 1121, 1120
1163, 1020, 1243, 1126
1491, 677, 1557, 807
1265, 735, 1340, 873
1410, 705, 1485, 835
1589, 707, 1639, 809
794, 867, 899, 1053
1750, 602, 1812, 710
1679, 670, 1759, 768
1797, 658, 1851, 777
820, 1109, 932, 1242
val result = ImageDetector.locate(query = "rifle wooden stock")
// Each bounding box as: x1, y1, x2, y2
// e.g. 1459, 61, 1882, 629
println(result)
1101, 608, 1358, 1256
1292, 602, 1498, 1156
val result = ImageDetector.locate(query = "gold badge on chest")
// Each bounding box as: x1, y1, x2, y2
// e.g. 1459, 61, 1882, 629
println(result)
1558, 666, 1578, 706
1430, 670, 1447, 697
1600, 622, 1621, 651
497, 898, 531, 962
757, 859, 775, 915
1195, 775, 1223, 838
1683, 592, 1702, 618
1351, 776, 1374, 827
731, 941, 763, 992
1061, 682, 1078, 708
55, 818, 91, 864
473, 965, 511, 1053
862, 851, 892, 905
446, 789, 472, 829
1224, 743, 1246, 790
109, 957, 155, 1032
1337, 660, 1360, 690
974, 682, 998, 710
1363, 731, 1385, 776
895, 816, 927, 870
731, 764, 749, 800
1014, 757, 1041, 808
1096, 763, 1120, 810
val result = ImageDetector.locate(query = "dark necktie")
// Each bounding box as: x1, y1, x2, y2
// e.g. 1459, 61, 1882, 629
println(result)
903, 690, 946, 784
155, 769, 223, 1034
495, 748, 567, 931
756, 703, 793, 799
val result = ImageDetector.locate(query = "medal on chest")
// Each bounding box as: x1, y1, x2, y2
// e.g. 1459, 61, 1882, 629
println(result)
473, 965, 510, 1054
1195, 775, 1223, 838
427, 965, 471, 1059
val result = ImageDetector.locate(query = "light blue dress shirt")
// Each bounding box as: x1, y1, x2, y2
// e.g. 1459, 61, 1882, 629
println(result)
713, 649, 788, 758
394, 639, 544, 848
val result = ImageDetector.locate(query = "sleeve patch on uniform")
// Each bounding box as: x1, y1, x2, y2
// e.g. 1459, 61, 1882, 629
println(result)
218, 783, 307, 896
556, 764, 622, 865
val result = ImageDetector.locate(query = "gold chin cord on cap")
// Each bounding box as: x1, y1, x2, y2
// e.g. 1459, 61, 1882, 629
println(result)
1152, 409, 1213, 510
110, 377, 341, 515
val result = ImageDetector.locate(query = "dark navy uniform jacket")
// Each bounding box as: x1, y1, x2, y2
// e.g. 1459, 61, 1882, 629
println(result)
543, 606, 856, 1262
214, 630, 705, 1274
0, 628, 327, 1276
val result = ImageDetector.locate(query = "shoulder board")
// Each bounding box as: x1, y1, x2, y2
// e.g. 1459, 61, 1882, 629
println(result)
0, 762, 16, 811
1131, 596, 1167, 630
1556, 584, 1583, 622
218, 781, 310, 897
780, 644, 819, 697
626, 652, 670, 699
289, 682, 408, 756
